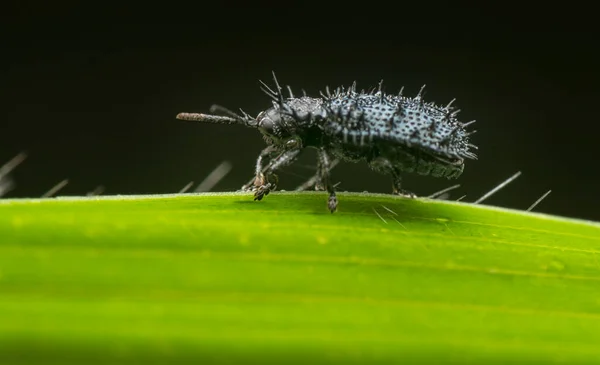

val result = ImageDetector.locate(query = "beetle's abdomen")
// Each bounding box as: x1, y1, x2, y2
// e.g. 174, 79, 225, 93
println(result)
319, 88, 477, 162
270, 82, 476, 179
331, 139, 464, 179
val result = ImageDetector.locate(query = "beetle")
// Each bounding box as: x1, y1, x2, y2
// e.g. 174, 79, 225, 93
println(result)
177, 72, 477, 212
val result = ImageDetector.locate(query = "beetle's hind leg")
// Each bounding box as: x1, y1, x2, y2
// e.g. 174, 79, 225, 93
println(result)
390, 172, 417, 199
368, 157, 417, 198
316, 148, 338, 213
295, 158, 339, 192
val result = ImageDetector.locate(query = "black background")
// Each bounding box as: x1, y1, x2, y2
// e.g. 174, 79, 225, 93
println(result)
2, 4, 599, 221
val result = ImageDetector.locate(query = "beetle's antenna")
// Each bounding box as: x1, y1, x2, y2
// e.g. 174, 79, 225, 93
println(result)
177, 105, 257, 128
176, 112, 238, 124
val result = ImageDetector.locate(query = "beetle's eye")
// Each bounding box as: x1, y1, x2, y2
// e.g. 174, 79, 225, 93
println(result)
257, 110, 276, 133
259, 118, 274, 131
285, 139, 300, 148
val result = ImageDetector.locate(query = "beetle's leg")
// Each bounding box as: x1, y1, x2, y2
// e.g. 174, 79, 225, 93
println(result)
368, 157, 417, 198
389, 169, 417, 198
295, 158, 339, 192
241, 146, 276, 192
253, 148, 301, 201
314, 155, 326, 192
316, 148, 338, 213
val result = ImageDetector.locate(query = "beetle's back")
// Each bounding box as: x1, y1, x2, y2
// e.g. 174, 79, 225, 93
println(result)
267, 84, 476, 179
312, 88, 475, 178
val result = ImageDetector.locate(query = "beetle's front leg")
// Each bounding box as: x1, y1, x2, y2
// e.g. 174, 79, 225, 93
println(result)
253, 148, 301, 202
241, 146, 276, 192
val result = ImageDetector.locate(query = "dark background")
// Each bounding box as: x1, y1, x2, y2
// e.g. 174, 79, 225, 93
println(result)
2, 5, 599, 221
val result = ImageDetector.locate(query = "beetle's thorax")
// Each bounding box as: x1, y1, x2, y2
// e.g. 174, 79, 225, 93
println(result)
256, 96, 325, 146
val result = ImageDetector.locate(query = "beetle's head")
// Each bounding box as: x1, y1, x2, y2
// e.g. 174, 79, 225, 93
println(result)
256, 108, 293, 143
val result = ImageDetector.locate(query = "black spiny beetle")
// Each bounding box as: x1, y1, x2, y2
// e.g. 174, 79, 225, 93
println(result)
177, 72, 478, 213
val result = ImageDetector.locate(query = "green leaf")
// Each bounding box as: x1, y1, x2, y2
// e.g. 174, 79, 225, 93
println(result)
1, 192, 600, 364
